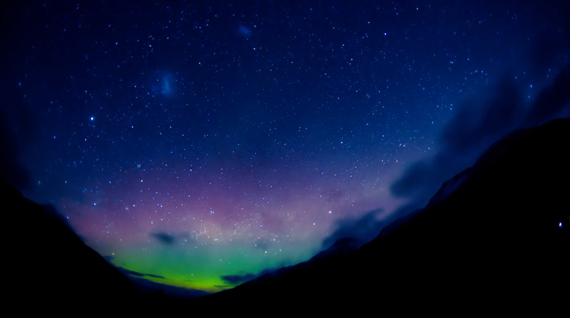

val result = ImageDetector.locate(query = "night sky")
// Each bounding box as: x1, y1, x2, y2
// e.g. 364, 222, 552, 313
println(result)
1, 0, 568, 293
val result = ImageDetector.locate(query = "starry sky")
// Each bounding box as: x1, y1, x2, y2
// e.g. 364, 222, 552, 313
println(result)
1, 0, 568, 293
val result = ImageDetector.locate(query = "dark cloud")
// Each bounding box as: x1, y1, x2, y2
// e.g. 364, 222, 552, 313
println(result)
253, 238, 270, 251
390, 76, 522, 214
221, 273, 257, 285
150, 232, 176, 245
142, 273, 165, 279
128, 275, 211, 298
391, 62, 570, 215
115, 265, 210, 297
221, 268, 278, 285
440, 75, 523, 154
321, 208, 386, 250
116, 266, 165, 279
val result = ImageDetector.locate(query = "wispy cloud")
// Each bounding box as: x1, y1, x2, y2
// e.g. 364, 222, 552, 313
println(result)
116, 266, 165, 279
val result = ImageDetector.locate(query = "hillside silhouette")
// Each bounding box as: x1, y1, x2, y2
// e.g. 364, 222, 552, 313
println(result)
191, 118, 570, 313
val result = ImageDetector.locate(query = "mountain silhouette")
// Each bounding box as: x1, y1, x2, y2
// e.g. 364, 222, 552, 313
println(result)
2, 178, 145, 313
191, 118, 570, 313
